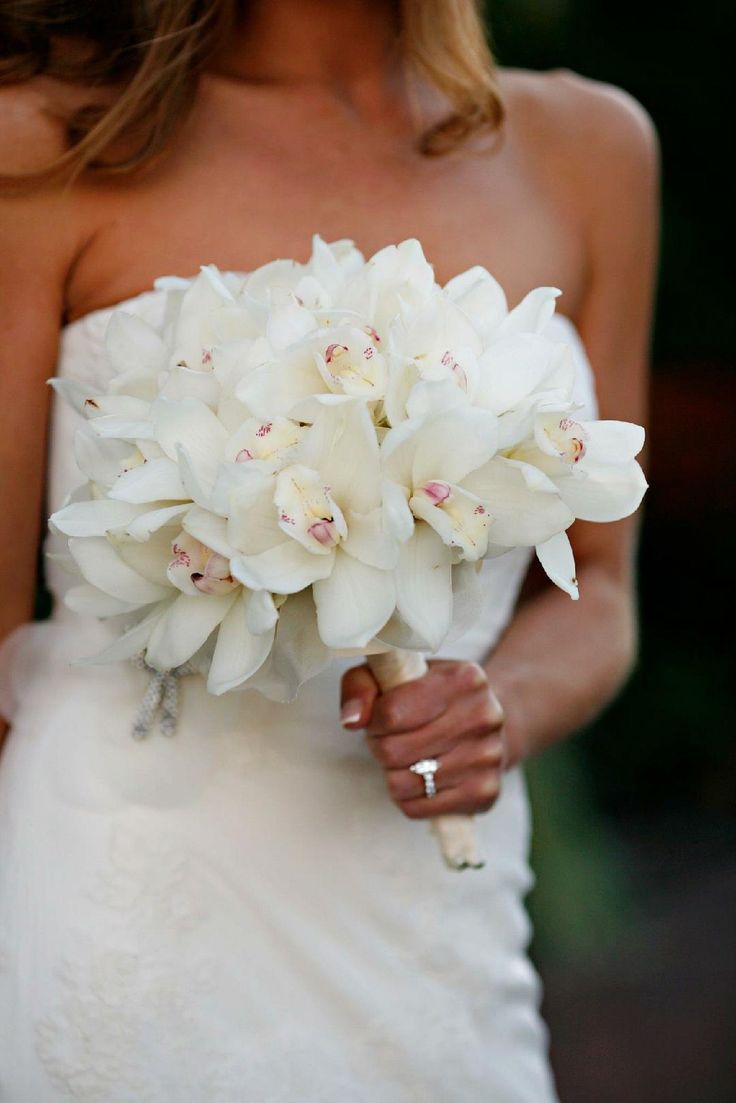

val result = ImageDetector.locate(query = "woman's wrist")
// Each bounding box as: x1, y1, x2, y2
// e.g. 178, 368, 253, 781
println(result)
482, 657, 534, 770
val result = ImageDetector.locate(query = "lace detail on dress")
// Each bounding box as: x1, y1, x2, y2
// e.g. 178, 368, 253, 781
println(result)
32, 824, 239, 1103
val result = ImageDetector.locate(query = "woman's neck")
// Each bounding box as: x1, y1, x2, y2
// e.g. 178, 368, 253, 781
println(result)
214, 0, 402, 95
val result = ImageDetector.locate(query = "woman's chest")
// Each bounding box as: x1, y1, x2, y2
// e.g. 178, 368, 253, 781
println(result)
66, 92, 587, 322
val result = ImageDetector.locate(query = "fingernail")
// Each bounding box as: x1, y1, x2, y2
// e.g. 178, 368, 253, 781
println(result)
340, 699, 363, 726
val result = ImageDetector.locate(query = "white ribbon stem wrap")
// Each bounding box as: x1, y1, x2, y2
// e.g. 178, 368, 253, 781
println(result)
367, 649, 484, 871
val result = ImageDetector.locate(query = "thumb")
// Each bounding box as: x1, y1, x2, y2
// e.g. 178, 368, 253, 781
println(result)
340, 664, 379, 729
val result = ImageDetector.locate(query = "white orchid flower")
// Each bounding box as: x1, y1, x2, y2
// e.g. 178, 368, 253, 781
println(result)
377, 407, 498, 649
53, 503, 275, 692
381, 406, 578, 634
166, 265, 241, 368
341, 239, 437, 335
149, 396, 229, 508
78, 394, 228, 509
236, 316, 386, 421
384, 294, 484, 425
476, 337, 578, 450
227, 402, 398, 649
313, 323, 387, 400
382, 407, 500, 564
240, 236, 362, 317
305, 235, 366, 303
509, 412, 648, 523
166, 531, 238, 597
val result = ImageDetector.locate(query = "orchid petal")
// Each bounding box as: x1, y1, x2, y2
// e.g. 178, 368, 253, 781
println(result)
199, 263, 236, 302
105, 311, 165, 397
245, 589, 279, 635
50, 499, 141, 537
68, 537, 170, 604
395, 525, 453, 652
499, 287, 561, 336
536, 532, 579, 599
182, 506, 238, 559
115, 527, 174, 587
236, 349, 325, 420
73, 431, 136, 487
145, 591, 237, 671
108, 457, 188, 503
170, 267, 234, 368
49, 377, 101, 416
342, 508, 400, 569
382, 357, 418, 427
381, 479, 414, 544
125, 504, 189, 542
580, 420, 646, 464
301, 401, 381, 512
461, 457, 575, 547
381, 418, 420, 489
443, 265, 508, 339
227, 471, 284, 554
556, 459, 648, 523
176, 445, 216, 510
64, 583, 142, 618
90, 416, 155, 441
250, 590, 331, 702
230, 541, 335, 594
475, 334, 564, 414
77, 605, 166, 666
83, 394, 151, 421
207, 592, 274, 695
411, 408, 498, 487
159, 364, 220, 408
405, 378, 467, 421
265, 299, 317, 350
313, 552, 395, 649
151, 397, 227, 488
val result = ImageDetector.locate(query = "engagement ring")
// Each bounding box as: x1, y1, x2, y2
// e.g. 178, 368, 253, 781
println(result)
409, 758, 440, 799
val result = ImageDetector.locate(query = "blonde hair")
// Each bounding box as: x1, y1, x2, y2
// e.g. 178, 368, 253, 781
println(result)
0, 0, 503, 186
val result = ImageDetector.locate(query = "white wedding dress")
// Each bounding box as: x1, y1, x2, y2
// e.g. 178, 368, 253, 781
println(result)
0, 291, 596, 1103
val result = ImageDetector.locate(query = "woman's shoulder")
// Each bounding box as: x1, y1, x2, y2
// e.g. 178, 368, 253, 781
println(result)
0, 78, 76, 173
499, 67, 659, 175
0, 80, 91, 317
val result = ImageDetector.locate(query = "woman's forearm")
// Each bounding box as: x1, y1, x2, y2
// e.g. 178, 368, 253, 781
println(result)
485, 563, 638, 768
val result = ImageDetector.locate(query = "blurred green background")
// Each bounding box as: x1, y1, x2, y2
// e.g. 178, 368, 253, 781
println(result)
488, 3, 736, 1100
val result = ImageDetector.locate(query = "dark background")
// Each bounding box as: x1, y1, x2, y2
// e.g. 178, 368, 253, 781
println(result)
488, 3, 735, 1100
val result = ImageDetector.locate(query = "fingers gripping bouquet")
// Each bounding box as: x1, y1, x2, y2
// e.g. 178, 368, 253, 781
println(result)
49, 238, 647, 870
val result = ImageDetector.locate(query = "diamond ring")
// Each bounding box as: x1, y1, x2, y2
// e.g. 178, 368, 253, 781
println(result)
409, 757, 440, 799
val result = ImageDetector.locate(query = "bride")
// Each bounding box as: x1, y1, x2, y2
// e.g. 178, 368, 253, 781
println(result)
0, 1, 657, 1099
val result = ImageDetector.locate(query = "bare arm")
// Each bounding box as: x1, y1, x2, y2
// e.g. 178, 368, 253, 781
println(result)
487, 76, 659, 765
342, 77, 660, 818
0, 90, 78, 749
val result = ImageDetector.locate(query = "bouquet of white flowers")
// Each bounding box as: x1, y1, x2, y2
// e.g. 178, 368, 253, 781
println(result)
49, 237, 647, 869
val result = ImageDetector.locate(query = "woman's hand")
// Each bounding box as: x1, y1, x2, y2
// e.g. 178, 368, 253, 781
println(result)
340, 660, 506, 820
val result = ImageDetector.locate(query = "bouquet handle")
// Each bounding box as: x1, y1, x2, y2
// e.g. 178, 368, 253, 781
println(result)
367, 650, 484, 871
